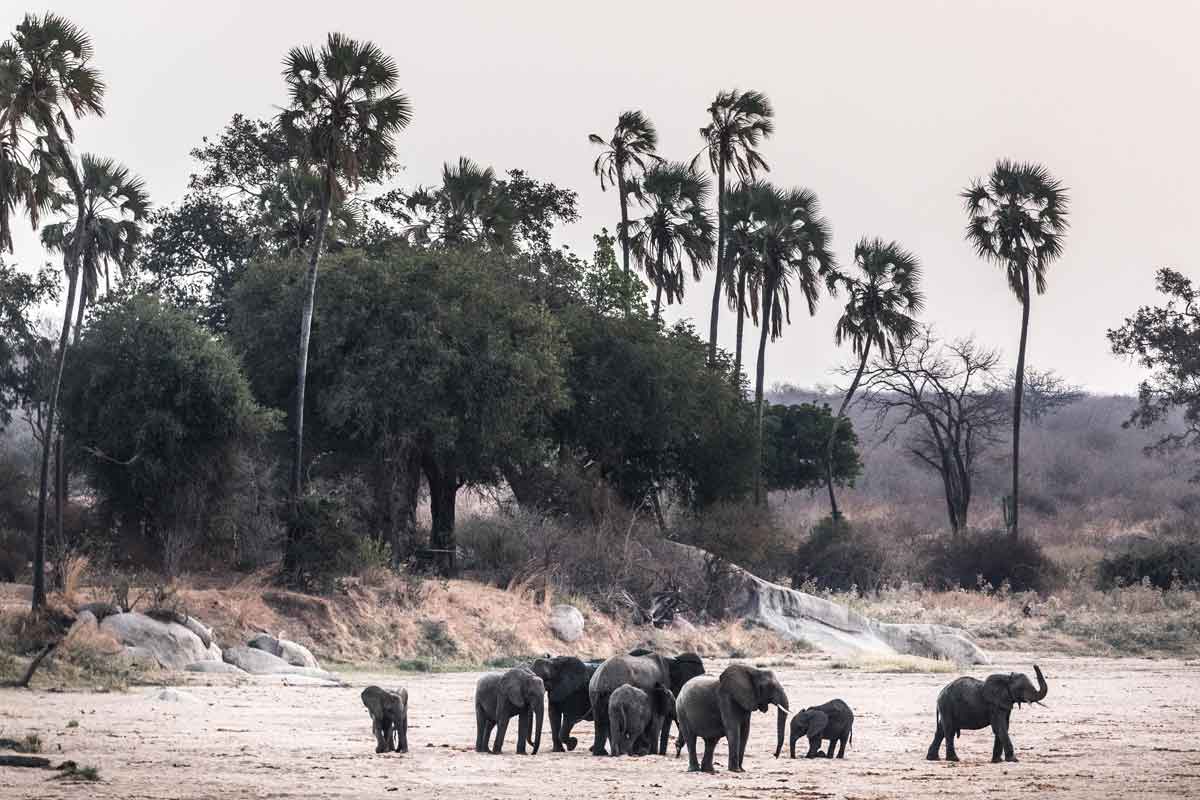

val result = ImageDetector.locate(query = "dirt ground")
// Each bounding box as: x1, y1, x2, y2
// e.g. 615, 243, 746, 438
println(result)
2, 653, 1198, 799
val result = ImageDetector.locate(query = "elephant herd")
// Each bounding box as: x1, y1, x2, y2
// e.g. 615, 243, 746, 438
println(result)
361, 649, 1048, 773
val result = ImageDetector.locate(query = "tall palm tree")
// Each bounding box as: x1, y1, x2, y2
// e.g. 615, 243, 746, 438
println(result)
623, 162, 714, 320
0, 13, 104, 610
963, 160, 1068, 538
589, 111, 661, 315
695, 89, 774, 364
405, 156, 512, 247
747, 182, 836, 505
722, 182, 763, 382
824, 238, 923, 518
278, 33, 412, 504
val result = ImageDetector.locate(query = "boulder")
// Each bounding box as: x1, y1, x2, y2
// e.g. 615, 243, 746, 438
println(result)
185, 661, 246, 674
179, 616, 215, 650
76, 602, 122, 622
222, 645, 339, 682
548, 605, 585, 643
100, 612, 219, 670
68, 610, 98, 636
246, 633, 319, 669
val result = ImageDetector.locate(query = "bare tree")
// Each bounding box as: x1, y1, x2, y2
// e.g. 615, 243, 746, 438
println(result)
854, 328, 1007, 536
1008, 367, 1084, 425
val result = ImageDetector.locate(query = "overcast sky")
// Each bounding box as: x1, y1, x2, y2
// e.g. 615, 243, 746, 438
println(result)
7, 1, 1198, 393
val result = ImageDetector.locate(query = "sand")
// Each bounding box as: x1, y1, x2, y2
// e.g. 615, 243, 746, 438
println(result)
2, 654, 1198, 799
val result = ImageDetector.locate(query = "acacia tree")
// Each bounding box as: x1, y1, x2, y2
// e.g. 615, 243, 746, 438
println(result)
824, 238, 923, 518
589, 111, 660, 315
745, 182, 836, 504
623, 162, 714, 320
857, 329, 1007, 535
277, 33, 412, 507
963, 160, 1068, 537
695, 89, 774, 364
0, 13, 104, 610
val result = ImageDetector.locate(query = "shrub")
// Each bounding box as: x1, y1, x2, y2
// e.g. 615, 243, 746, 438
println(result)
673, 502, 794, 583
1099, 538, 1200, 589
283, 489, 363, 592
923, 529, 1060, 593
457, 515, 532, 588
793, 516, 889, 592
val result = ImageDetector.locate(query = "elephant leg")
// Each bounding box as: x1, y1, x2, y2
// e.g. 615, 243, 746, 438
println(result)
1000, 712, 1017, 762
397, 713, 408, 753
725, 722, 742, 772
701, 737, 718, 773
825, 739, 835, 758
926, 720, 944, 761
790, 732, 798, 759
590, 698, 610, 756
516, 710, 531, 755
493, 706, 511, 754
549, 706, 564, 752
562, 713, 579, 751
685, 734, 701, 772
474, 705, 490, 753
806, 736, 822, 759
373, 717, 387, 753
647, 716, 664, 757
836, 735, 847, 759
945, 728, 959, 762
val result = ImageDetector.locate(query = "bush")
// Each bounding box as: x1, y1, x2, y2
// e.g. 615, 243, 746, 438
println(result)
793, 517, 889, 592
923, 529, 1060, 593
1099, 538, 1200, 589
283, 489, 366, 592
457, 515, 532, 588
673, 502, 794, 583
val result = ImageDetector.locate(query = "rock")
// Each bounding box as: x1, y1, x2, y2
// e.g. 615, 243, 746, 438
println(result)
144, 688, 197, 702
100, 612, 219, 670
68, 610, 98, 636
247, 633, 319, 669
548, 605, 585, 643
76, 602, 122, 622
222, 645, 339, 681
670, 616, 696, 634
185, 661, 245, 674
179, 616, 214, 650
120, 646, 163, 671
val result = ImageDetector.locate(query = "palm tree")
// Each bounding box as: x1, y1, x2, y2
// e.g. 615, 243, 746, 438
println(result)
589, 111, 661, 315
824, 238, 923, 518
259, 164, 361, 255
963, 160, 1068, 538
722, 183, 763, 382
747, 182, 836, 505
405, 156, 512, 247
278, 33, 412, 503
695, 89, 774, 364
623, 162, 714, 320
0, 13, 104, 610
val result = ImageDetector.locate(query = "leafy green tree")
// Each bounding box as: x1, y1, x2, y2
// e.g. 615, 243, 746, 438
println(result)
0, 13, 105, 609
60, 295, 276, 574
624, 162, 714, 320
230, 247, 566, 575
695, 90, 774, 364
277, 33, 412, 506
824, 238, 923, 518
589, 111, 661, 315
963, 160, 1069, 537
0, 260, 57, 431
763, 403, 861, 493
745, 182, 836, 504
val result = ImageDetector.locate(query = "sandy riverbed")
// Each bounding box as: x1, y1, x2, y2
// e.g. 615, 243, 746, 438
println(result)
2, 654, 1198, 799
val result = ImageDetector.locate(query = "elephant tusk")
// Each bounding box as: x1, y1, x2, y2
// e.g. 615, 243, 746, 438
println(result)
1034, 701, 1049, 709
777, 706, 790, 714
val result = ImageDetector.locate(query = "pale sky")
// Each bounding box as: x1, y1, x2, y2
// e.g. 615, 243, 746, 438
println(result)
7, 1, 1199, 393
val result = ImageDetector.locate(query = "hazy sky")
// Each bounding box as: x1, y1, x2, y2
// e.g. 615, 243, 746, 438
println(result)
7, 1, 1198, 393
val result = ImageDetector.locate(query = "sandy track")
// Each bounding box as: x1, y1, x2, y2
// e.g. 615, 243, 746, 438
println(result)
2, 655, 1198, 799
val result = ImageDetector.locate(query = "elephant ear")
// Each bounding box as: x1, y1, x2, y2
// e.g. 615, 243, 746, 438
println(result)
501, 669, 529, 707
806, 710, 828, 740
982, 674, 1015, 710
547, 658, 589, 704
719, 665, 758, 712
669, 653, 706, 693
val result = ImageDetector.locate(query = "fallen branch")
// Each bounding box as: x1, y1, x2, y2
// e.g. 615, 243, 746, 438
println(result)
0, 755, 51, 769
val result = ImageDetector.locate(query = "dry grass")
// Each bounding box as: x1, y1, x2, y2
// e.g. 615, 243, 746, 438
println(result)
827, 654, 958, 673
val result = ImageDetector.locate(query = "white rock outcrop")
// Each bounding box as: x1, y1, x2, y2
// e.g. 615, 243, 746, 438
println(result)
100, 612, 222, 670
548, 605, 585, 643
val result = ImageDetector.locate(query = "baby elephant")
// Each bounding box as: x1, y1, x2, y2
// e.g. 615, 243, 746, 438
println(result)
361, 686, 409, 753
780, 699, 854, 759
608, 683, 675, 756
474, 667, 545, 755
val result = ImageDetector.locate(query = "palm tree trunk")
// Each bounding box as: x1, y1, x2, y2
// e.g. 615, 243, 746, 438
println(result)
289, 176, 332, 503
652, 251, 665, 321
1010, 266, 1031, 538
708, 162, 726, 364
753, 279, 773, 506
733, 266, 746, 384
617, 171, 631, 318
825, 344, 870, 520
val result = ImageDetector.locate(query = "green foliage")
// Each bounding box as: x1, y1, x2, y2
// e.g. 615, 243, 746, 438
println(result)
60, 295, 277, 557
762, 403, 861, 493
794, 516, 888, 592
0, 261, 57, 430
283, 489, 361, 591
1099, 538, 1200, 589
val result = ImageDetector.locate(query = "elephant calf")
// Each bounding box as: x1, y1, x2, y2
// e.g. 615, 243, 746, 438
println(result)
608, 683, 676, 756
927, 664, 1047, 763
361, 686, 409, 753
780, 699, 854, 759
474, 667, 545, 755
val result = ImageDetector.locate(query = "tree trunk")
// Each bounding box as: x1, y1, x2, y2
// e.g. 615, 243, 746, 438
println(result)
753, 280, 773, 506
824, 345, 870, 520
617, 170, 631, 318
1010, 266, 1031, 538
653, 283, 663, 322
733, 265, 746, 384
423, 450, 458, 577
373, 443, 422, 567
708, 162, 726, 365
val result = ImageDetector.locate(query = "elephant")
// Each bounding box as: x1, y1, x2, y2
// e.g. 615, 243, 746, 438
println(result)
926, 664, 1047, 763
530, 655, 600, 752
675, 664, 789, 773
361, 685, 409, 753
608, 683, 676, 756
779, 699, 854, 759
474, 667, 545, 755
588, 652, 675, 755
627, 648, 706, 755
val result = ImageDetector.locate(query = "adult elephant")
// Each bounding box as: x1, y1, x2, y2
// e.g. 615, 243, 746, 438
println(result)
675, 664, 789, 773
926, 665, 1047, 762
628, 648, 706, 754
530, 656, 598, 752
588, 652, 674, 755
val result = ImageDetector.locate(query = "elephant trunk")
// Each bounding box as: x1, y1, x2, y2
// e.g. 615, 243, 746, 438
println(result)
1033, 664, 1048, 702
532, 695, 544, 754
772, 686, 789, 758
